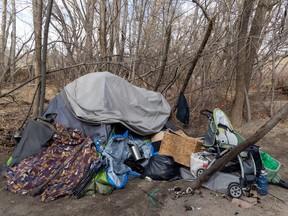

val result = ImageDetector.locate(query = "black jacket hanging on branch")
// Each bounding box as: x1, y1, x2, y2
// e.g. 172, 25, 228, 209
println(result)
176, 93, 190, 125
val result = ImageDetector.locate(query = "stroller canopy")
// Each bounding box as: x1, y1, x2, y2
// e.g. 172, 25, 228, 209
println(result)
213, 108, 234, 131
203, 108, 244, 148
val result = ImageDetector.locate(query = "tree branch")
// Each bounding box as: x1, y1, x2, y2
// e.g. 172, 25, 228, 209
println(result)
172, 13, 217, 112
192, 0, 211, 22
0, 61, 129, 99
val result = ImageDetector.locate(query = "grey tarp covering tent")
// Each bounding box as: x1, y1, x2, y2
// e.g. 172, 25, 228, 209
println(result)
63, 71, 171, 135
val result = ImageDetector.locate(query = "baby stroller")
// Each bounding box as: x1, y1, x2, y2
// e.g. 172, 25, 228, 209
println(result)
194, 108, 257, 198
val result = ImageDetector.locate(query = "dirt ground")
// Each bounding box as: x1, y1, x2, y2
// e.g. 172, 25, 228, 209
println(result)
1, 85, 288, 216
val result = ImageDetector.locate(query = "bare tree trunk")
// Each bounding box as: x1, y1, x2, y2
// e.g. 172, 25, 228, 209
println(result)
190, 101, 288, 189
108, 0, 119, 64
270, 37, 275, 116
52, 2, 76, 65
85, 0, 96, 62
232, 0, 275, 125
244, 0, 273, 91
70, 0, 96, 64
154, 0, 177, 91
100, 0, 107, 62
130, 0, 147, 83
154, 25, 172, 91
9, 0, 16, 80
119, 0, 128, 64
117, 0, 127, 76
32, 0, 43, 118
61, 0, 79, 63
230, 0, 254, 127
0, 0, 7, 80
114, 0, 121, 60
244, 84, 251, 121
39, 0, 54, 114
127, 0, 136, 78
223, 0, 235, 81
109, 0, 122, 73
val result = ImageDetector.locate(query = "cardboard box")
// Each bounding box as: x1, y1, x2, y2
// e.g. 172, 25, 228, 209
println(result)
159, 130, 203, 167
151, 131, 165, 142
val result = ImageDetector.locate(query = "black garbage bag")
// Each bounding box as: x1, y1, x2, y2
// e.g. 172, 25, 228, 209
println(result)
124, 157, 146, 174
142, 155, 181, 181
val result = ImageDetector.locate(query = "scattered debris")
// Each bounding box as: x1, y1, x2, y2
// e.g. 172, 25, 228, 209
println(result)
168, 186, 202, 199
168, 186, 181, 192
186, 187, 194, 195
184, 205, 194, 211
144, 176, 153, 182
231, 198, 253, 209
210, 192, 219, 197
184, 205, 202, 211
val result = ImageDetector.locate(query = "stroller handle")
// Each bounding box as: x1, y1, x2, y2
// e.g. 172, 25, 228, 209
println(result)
200, 109, 213, 119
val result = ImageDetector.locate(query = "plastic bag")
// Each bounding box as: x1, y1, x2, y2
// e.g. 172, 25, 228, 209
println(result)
190, 152, 209, 177
260, 151, 278, 170
142, 155, 181, 181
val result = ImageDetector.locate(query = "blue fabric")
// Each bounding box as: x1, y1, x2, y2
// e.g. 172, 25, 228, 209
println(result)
95, 131, 153, 189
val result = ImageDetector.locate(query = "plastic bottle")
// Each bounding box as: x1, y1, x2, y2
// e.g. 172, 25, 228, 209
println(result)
257, 170, 268, 195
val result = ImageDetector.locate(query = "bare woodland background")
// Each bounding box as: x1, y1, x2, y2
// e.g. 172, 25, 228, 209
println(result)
0, 0, 288, 128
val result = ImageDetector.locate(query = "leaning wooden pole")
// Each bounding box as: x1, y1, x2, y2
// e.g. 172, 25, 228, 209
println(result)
190, 102, 288, 189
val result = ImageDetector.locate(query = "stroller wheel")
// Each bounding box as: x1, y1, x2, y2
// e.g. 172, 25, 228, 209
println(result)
228, 183, 243, 198
197, 168, 206, 177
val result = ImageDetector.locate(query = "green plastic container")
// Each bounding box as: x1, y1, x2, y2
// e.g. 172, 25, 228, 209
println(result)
260, 151, 281, 184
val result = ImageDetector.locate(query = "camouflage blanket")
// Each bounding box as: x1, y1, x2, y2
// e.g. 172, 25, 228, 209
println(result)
5, 123, 98, 202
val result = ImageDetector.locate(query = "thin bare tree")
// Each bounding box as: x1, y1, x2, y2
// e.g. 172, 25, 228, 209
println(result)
174, 0, 216, 112
154, 0, 177, 91
0, 0, 8, 81
32, 0, 43, 118
9, 0, 16, 79
39, 0, 54, 114
130, 0, 148, 82
99, 0, 107, 62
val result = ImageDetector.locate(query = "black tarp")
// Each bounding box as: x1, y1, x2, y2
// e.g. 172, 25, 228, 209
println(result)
176, 93, 189, 125
10, 120, 54, 167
